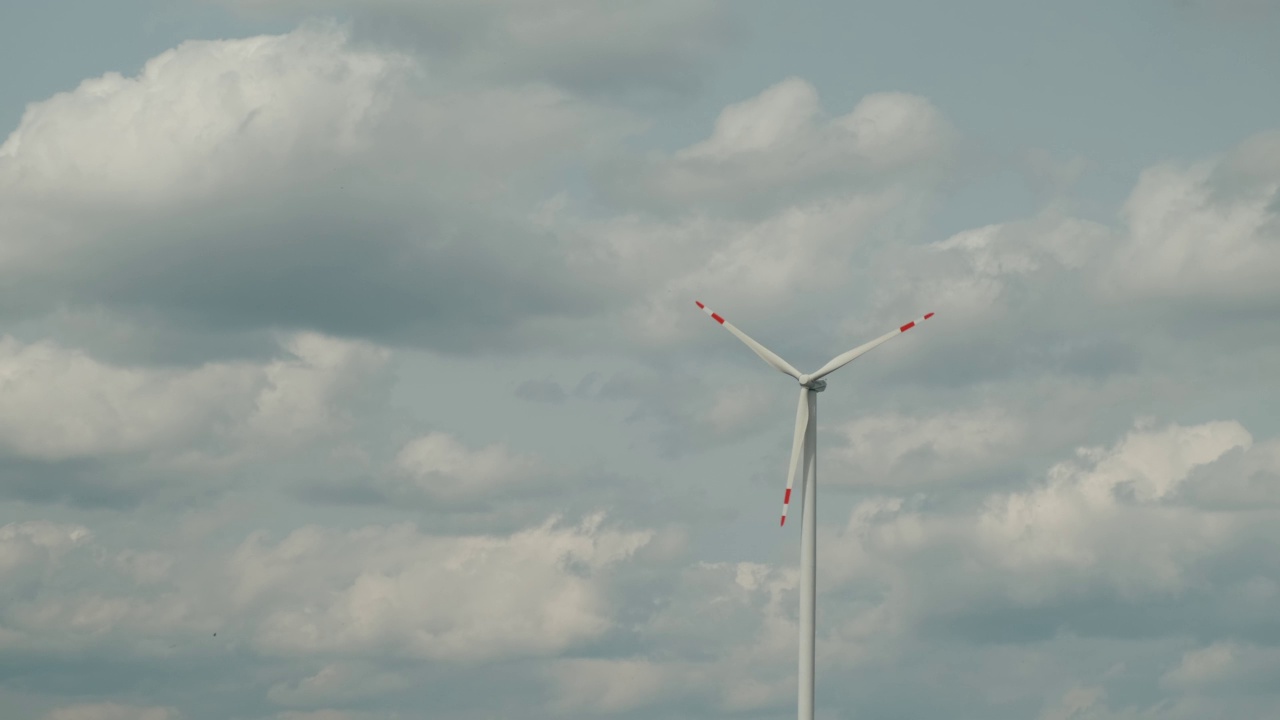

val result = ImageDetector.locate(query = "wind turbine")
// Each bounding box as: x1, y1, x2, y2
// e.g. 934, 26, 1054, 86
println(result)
694, 300, 933, 720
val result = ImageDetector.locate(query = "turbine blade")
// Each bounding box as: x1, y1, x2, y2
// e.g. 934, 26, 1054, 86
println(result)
780, 386, 810, 527
695, 301, 802, 380
809, 312, 935, 382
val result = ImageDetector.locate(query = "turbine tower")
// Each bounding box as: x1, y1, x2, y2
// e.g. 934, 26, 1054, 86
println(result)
694, 300, 934, 720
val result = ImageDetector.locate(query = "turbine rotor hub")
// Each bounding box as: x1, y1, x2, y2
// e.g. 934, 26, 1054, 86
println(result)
802, 378, 827, 392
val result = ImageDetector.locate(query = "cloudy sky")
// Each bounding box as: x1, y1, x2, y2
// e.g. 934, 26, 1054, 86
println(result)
3, 1, 1280, 718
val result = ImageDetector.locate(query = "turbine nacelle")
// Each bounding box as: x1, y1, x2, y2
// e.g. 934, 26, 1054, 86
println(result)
799, 376, 826, 392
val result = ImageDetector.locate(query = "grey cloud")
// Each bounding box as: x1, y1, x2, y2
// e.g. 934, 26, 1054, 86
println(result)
514, 378, 567, 404
291, 440, 723, 536
1180, 440, 1280, 510
0, 26, 633, 360
227, 0, 734, 99
0, 458, 149, 509
593, 367, 790, 458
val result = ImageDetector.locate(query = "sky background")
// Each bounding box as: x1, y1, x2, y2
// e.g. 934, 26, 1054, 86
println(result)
2, 1, 1280, 719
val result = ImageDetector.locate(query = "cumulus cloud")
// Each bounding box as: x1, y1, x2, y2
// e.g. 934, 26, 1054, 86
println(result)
826, 405, 1026, 487
564, 188, 933, 356
820, 418, 1276, 634
0, 26, 408, 204
0, 335, 249, 462
0, 512, 659, 669
0, 24, 634, 357
4, 419, 1280, 718
540, 418, 1280, 717
229, 514, 653, 662
600, 78, 958, 216
0, 332, 388, 466
879, 128, 1280, 350
392, 431, 539, 500
298, 428, 582, 523
0, 521, 92, 578
515, 80, 961, 365
1103, 130, 1280, 305
878, 211, 1114, 332
1, 39, 961, 368
1160, 642, 1280, 695
974, 420, 1252, 592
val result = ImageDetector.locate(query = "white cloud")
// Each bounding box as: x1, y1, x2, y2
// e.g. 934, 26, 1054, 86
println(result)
525, 81, 962, 361
0, 24, 635, 355
229, 514, 653, 662
576, 189, 919, 352
821, 419, 1269, 616
881, 129, 1280, 334
681, 76, 823, 159
0, 23, 630, 207
0, 335, 249, 461
682, 80, 950, 169
1103, 130, 1280, 303
881, 211, 1114, 328
0, 332, 387, 464
827, 405, 1025, 486
393, 432, 539, 500
0, 521, 92, 577
0, 512, 660, 668
975, 420, 1252, 594
0, 25, 409, 205
235, 333, 391, 451
601, 78, 956, 216
1160, 641, 1280, 694
1161, 643, 1237, 689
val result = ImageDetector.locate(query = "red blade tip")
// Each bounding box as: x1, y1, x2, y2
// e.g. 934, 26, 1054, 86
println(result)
924, 311, 935, 319
695, 300, 705, 309
780, 516, 786, 527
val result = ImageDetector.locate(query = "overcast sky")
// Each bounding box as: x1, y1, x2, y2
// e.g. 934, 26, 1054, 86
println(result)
3, 1, 1280, 719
